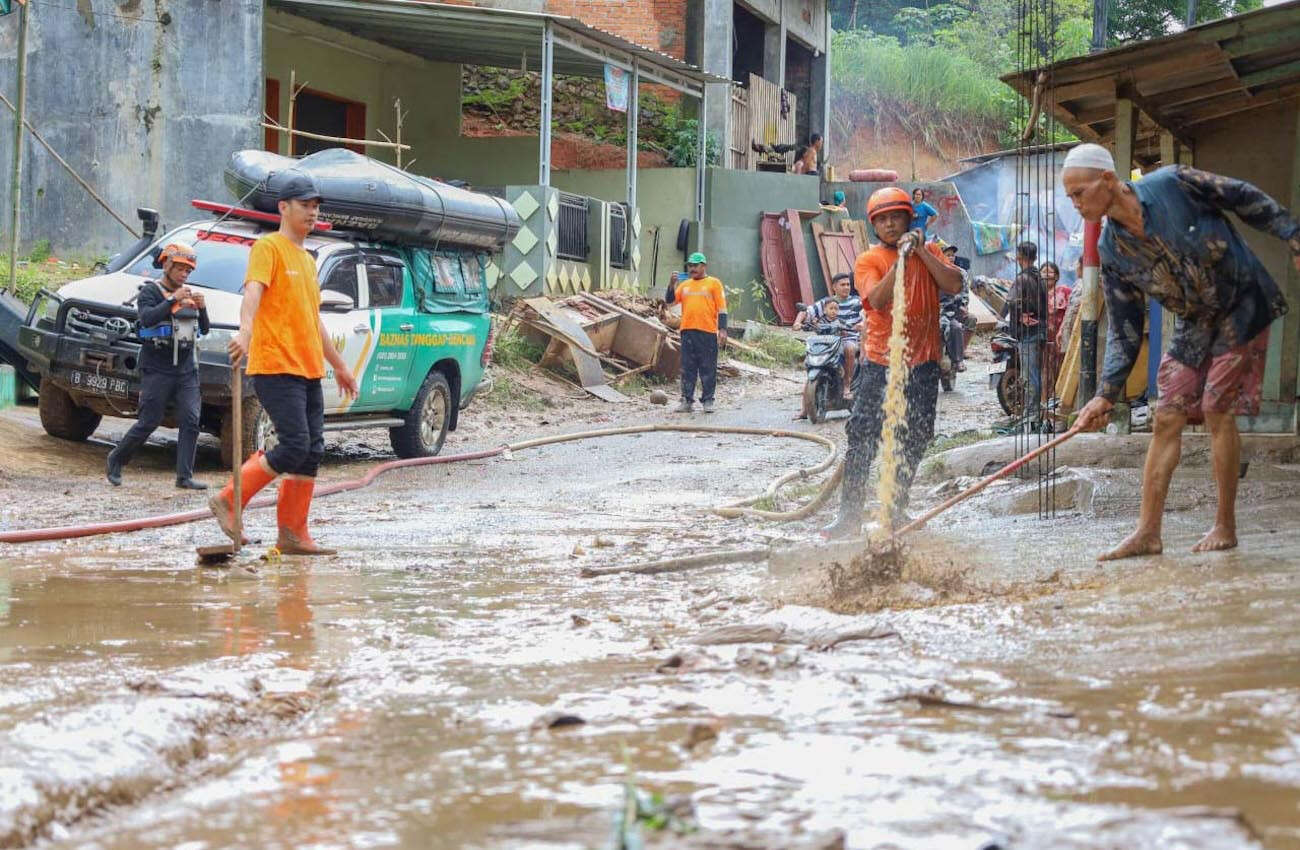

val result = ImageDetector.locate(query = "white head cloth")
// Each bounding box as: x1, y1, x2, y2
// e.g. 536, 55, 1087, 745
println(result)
1062, 143, 1116, 173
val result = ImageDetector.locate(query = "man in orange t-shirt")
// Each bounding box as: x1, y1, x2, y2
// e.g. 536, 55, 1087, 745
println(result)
822, 187, 963, 539
666, 252, 728, 413
209, 170, 359, 555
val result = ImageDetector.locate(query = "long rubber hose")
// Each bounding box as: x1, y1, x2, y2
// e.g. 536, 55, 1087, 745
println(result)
0, 424, 838, 545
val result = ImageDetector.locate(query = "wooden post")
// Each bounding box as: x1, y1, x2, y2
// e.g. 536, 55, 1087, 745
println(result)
6, 1, 30, 295
1281, 106, 1300, 433
288, 69, 301, 156
1114, 98, 1137, 178
1159, 130, 1177, 167
394, 97, 404, 170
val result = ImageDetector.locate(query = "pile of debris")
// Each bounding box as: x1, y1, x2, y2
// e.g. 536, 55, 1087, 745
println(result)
504, 290, 775, 402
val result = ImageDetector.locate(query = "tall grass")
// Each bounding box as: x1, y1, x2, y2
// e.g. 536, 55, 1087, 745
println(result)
831, 31, 1009, 155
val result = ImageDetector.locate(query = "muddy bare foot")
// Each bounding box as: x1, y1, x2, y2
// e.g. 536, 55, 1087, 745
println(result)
1098, 529, 1163, 561
1192, 524, 1238, 553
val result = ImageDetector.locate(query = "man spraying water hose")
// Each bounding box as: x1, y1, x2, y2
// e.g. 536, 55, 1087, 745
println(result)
821, 187, 963, 540
210, 170, 360, 555
1062, 143, 1300, 560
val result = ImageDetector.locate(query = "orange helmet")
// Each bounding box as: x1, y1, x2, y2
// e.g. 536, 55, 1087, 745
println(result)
159, 243, 197, 270
866, 187, 913, 222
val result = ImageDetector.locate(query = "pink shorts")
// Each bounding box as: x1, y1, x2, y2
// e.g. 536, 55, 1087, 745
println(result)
1155, 329, 1269, 425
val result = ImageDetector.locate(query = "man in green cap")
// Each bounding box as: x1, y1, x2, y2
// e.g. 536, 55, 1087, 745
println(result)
666, 252, 728, 413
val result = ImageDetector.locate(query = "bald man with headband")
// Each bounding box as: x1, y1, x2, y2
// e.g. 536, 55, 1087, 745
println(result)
1062, 143, 1300, 560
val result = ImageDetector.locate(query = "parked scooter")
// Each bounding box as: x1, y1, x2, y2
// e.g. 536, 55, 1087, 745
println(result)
988, 319, 1023, 416
796, 303, 852, 424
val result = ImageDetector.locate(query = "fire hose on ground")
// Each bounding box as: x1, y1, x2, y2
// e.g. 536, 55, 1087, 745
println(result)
0, 423, 841, 546
0, 420, 1081, 579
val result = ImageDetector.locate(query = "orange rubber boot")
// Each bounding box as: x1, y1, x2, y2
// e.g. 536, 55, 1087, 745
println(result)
276, 476, 336, 556
209, 452, 276, 544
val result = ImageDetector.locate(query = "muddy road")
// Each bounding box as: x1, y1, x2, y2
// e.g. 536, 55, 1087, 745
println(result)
1, 365, 1297, 849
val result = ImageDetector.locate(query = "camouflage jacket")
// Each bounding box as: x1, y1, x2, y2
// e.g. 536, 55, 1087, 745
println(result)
1097, 165, 1300, 402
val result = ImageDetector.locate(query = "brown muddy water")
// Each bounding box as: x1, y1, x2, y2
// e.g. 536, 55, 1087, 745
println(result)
1, 396, 1298, 850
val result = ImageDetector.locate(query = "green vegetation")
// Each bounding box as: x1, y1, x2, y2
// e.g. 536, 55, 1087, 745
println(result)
733, 328, 806, 367
831, 30, 1010, 152
2, 254, 95, 304
828, 0, 1259, 151
490, 323, 545, 372
461, 66, 718, 164
461, 75, 530, 115
481, 373, 546, 412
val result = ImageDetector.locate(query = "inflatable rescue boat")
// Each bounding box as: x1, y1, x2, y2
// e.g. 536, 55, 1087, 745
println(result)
224, 148, 522, 251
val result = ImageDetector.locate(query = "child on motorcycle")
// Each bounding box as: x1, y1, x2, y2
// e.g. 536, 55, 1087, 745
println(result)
795, 298, 849, 420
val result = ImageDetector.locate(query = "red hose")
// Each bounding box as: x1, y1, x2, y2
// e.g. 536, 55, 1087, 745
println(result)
0, 445, 506, 545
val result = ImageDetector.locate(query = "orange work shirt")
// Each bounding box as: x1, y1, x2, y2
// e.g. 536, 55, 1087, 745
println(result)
854, 242, 949, 367
675, 275, 728, 334
244, 232, 325, 379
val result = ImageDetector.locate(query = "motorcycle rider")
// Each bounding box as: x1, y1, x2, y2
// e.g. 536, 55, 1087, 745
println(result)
822, 187, 963, 538
105, 243, 210, 489
938, 243, 971, 374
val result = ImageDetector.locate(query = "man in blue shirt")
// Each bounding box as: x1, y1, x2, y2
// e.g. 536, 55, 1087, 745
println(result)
1062, 143, 1300, 561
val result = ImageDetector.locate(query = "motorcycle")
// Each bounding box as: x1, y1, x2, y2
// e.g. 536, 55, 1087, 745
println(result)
988, 319, 1023, 416
796, 303, 852, 424
938, 296, 977, 393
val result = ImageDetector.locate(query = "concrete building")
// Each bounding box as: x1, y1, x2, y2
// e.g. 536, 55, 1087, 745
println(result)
1, 0, 830, 315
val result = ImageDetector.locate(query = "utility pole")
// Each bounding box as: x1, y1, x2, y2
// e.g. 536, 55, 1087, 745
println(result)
1090, 0, 1108, 52
1185, 0, 1199, 28
7, 0, 30, 295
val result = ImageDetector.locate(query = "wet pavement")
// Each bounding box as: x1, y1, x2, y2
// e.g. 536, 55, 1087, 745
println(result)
1, 367, 1297, 849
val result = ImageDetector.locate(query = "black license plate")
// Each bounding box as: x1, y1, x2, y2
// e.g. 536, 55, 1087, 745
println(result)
69, 369, 130, 397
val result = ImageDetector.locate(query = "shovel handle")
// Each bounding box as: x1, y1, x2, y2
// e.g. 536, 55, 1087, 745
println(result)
230, 360, 243, 550
893, 426, 1081, 539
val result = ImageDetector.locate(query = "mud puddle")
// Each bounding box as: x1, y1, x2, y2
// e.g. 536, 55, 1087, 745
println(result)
2, 388, 1298, 848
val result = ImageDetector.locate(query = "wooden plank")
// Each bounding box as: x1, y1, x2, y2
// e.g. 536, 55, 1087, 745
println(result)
1239, 58, 1300, 90
1218, 24, 1300, 58
820, 230, 859, 286
810, 222, 834, 299
1051, 77, 1117, 104
1048, 102, 1104, 142
1178, 84, 1300, 126
1145, 76, 1244, 108
784, 208, 817, 308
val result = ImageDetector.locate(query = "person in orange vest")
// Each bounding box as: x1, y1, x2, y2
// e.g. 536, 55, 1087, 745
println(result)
209, 171, 359, 555
666, 252, 728, 413
822, 187, 963, 539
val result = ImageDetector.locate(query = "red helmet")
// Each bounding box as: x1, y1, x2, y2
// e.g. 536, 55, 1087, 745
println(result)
866, 187, 914, 222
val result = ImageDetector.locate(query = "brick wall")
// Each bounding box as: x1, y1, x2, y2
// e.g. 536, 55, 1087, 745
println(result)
544, 0, 689, 58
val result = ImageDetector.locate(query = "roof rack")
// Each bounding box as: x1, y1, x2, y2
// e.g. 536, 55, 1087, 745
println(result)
191, 199, 333, 232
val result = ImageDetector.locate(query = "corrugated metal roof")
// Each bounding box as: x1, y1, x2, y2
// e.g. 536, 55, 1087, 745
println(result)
1001, 0, 1300, 156
267, 0, 731, 92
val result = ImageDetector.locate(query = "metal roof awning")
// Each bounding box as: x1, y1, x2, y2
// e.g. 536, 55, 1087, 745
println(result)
267, 0, 730, 98
1002, 0, 1300, 158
